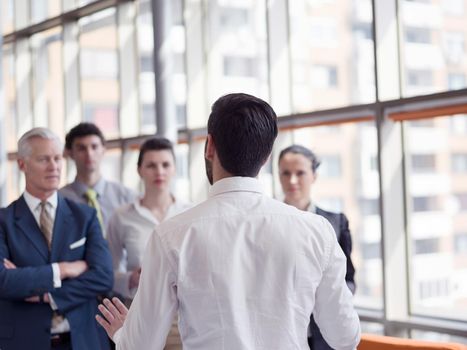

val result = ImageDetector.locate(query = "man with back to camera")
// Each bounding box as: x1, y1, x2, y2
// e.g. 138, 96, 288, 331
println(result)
96, 93, 361, 349
60, 122, 136, 236
0, 127, 113, 350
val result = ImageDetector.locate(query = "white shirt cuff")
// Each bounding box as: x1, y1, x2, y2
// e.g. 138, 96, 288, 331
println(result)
113, 327, 122, 345
51, 263, 62, 288
48, 293, 58, 310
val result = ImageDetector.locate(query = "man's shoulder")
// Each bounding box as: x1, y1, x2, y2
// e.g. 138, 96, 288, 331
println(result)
104, 180, 137, 199
316, 206, 347, 222
59, 183, 82, 201
59, 194, 95, 217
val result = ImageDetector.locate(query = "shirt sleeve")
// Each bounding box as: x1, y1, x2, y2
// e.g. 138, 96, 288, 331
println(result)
51, 262, 62, 288
312, 217, 361, 350
116, 228, 178, 350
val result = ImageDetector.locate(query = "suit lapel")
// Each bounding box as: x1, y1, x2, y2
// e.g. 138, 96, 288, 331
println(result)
14, 196, 49, 261
50, 195, 72, 262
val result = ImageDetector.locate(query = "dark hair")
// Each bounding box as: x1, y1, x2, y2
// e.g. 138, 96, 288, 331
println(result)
278, 145, 321, 172
65, 122, 105, 150
207, 93, 278, 177
137, 136, 175, 167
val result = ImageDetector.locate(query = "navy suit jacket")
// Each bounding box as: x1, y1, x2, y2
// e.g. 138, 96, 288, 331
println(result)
0, 194, 113, 350
315, 206, 355, 293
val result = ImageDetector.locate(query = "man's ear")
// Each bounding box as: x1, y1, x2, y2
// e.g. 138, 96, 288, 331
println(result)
205, 134, 215, 161
17, 158, 25, 172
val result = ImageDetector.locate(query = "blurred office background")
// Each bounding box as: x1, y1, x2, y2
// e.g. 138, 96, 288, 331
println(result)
0, 0, 466, 343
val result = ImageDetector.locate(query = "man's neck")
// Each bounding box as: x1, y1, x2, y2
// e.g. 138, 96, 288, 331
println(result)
25, 186, 56, 201
141, 188, 173, 210
76, 171, 101, 188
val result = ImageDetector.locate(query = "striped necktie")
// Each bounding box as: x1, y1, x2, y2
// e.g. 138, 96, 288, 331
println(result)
84, 188, 105, 234
39, 201, 53, 250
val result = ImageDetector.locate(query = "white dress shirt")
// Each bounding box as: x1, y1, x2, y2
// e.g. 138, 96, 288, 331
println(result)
114, 177, 360, 350
107, 197, 192, 299
23, 190, 70, 334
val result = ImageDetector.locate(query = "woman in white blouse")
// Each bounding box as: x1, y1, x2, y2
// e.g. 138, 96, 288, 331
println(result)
107, 137, 191, 349
107, 137, 191, 300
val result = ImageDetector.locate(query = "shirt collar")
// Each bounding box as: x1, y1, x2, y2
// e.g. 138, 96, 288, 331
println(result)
209, 177, 263, 198
71, 177, 106, 198
23, 190, 58, 210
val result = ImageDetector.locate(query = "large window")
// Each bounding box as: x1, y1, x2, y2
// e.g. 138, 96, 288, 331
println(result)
400, 0, 467, 96
289, 0, 376, 112
405, 115, 467, 321
79, 8, 120, 138
206, 0, 268, 111
274, 121, 383, 309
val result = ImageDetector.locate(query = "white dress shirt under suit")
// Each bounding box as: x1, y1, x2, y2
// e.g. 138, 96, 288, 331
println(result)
114, 177, 360, 350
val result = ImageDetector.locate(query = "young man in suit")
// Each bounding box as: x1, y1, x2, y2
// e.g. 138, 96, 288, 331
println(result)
0, 127, 113, 350
60, 122, 136, 236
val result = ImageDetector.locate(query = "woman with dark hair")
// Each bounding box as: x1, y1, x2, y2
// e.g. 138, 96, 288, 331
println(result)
278, 144, 356, 350
107, 137, 191, 349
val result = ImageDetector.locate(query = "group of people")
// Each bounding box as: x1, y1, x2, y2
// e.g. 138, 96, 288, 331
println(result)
0, 93, 359, 350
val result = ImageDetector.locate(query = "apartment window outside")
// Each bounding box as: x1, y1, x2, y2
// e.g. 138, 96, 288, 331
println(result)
405, 116, 467, 321
206, 0, 268, 109
289, 121, 383, 309
412, 196, 439, 212
405, 26, 431, 44
407, 69, 433, 87
454, 193, 467, 211
452, 153, 467, 172
414, 237, 440, 254
400, 0, 467, 96
320, 155, 342, 178
450, 115, 467, 134
454, 233, 467, 254
223, 56, 256, 77
311, 65, 338, 88
289, 0, 376, 112
79, 8, 120, 138
410, 154, 436, 173
448, 73, 466, 90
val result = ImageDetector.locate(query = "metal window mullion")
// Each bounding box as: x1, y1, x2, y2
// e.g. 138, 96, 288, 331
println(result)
185, 0, 210, 202
266, 0, 291, 117
151, 0, 177, 142
117, 1, 139, 139
63, 21, 81, 133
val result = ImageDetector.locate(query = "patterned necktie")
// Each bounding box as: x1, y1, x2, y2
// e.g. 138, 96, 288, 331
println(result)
84, 188, 105, 234
39, 201, 53, 250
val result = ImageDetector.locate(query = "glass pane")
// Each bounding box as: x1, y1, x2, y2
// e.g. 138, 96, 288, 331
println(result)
137, 0, 187, 133
289, 0, 376, 112
31, 27, 65, 139
206, 0, 269, 109
30, 0, 61, 24
2, 0, 15, 34
3, 44, 17, 153
400, 0, 467, 96
174, 143, 190, 201
7, 160, 20, 203
102, 147, 122, 183
79, 8, 120, 139
405, 114, 467, 321
275, 121, 383, 309
411, 330, 467, 345
137, 0, 156, 134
